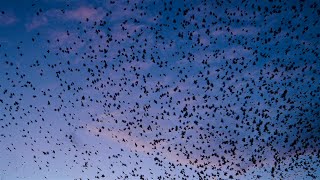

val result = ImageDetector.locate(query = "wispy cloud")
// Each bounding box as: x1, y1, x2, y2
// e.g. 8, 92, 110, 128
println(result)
25, 16, 48, 31
0, 12, 17, 26
65, 7, 104, 22
25, 6, 104, 31
86, 123, 222, 170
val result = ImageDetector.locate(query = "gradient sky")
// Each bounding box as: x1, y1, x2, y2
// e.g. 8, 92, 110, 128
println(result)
0, 0, 319, 179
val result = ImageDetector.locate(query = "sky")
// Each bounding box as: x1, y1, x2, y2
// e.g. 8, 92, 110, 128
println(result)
0, 0, 319, 179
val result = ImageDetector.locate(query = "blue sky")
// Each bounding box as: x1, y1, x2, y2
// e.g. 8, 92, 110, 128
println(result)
0, 0, 319, 179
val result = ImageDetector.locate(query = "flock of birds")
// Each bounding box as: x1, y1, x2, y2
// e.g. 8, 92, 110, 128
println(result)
0, 0, 319, 179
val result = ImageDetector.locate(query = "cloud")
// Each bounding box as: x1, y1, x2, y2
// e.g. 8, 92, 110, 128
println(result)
65, 7, 104, 22
86, 123, 222, 170
87, 124, 156, 153
25, 16, 48, 31
0, 12, 17, 26
25, 6, 104, 31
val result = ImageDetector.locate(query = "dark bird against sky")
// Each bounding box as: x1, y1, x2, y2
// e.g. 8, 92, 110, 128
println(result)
0, 0, 319, 179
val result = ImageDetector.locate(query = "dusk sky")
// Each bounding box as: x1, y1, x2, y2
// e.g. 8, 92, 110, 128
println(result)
0, 0, 319, 179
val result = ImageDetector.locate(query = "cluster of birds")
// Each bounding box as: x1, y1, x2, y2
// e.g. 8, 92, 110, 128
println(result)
0, 0, 319, 179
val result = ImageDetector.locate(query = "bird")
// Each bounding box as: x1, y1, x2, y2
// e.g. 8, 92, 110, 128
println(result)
0, 0, 319, 179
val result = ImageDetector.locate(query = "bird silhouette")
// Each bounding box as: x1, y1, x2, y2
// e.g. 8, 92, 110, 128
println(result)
0, 0, 319, 179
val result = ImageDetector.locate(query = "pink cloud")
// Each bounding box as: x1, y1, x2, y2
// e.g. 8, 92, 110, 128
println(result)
25, 6, 104, 31
0, 12, 17, 26
25, 16, 48, 31
86, 123, 221, 169
46, 7, 104, 22
65, 7, 104, 22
